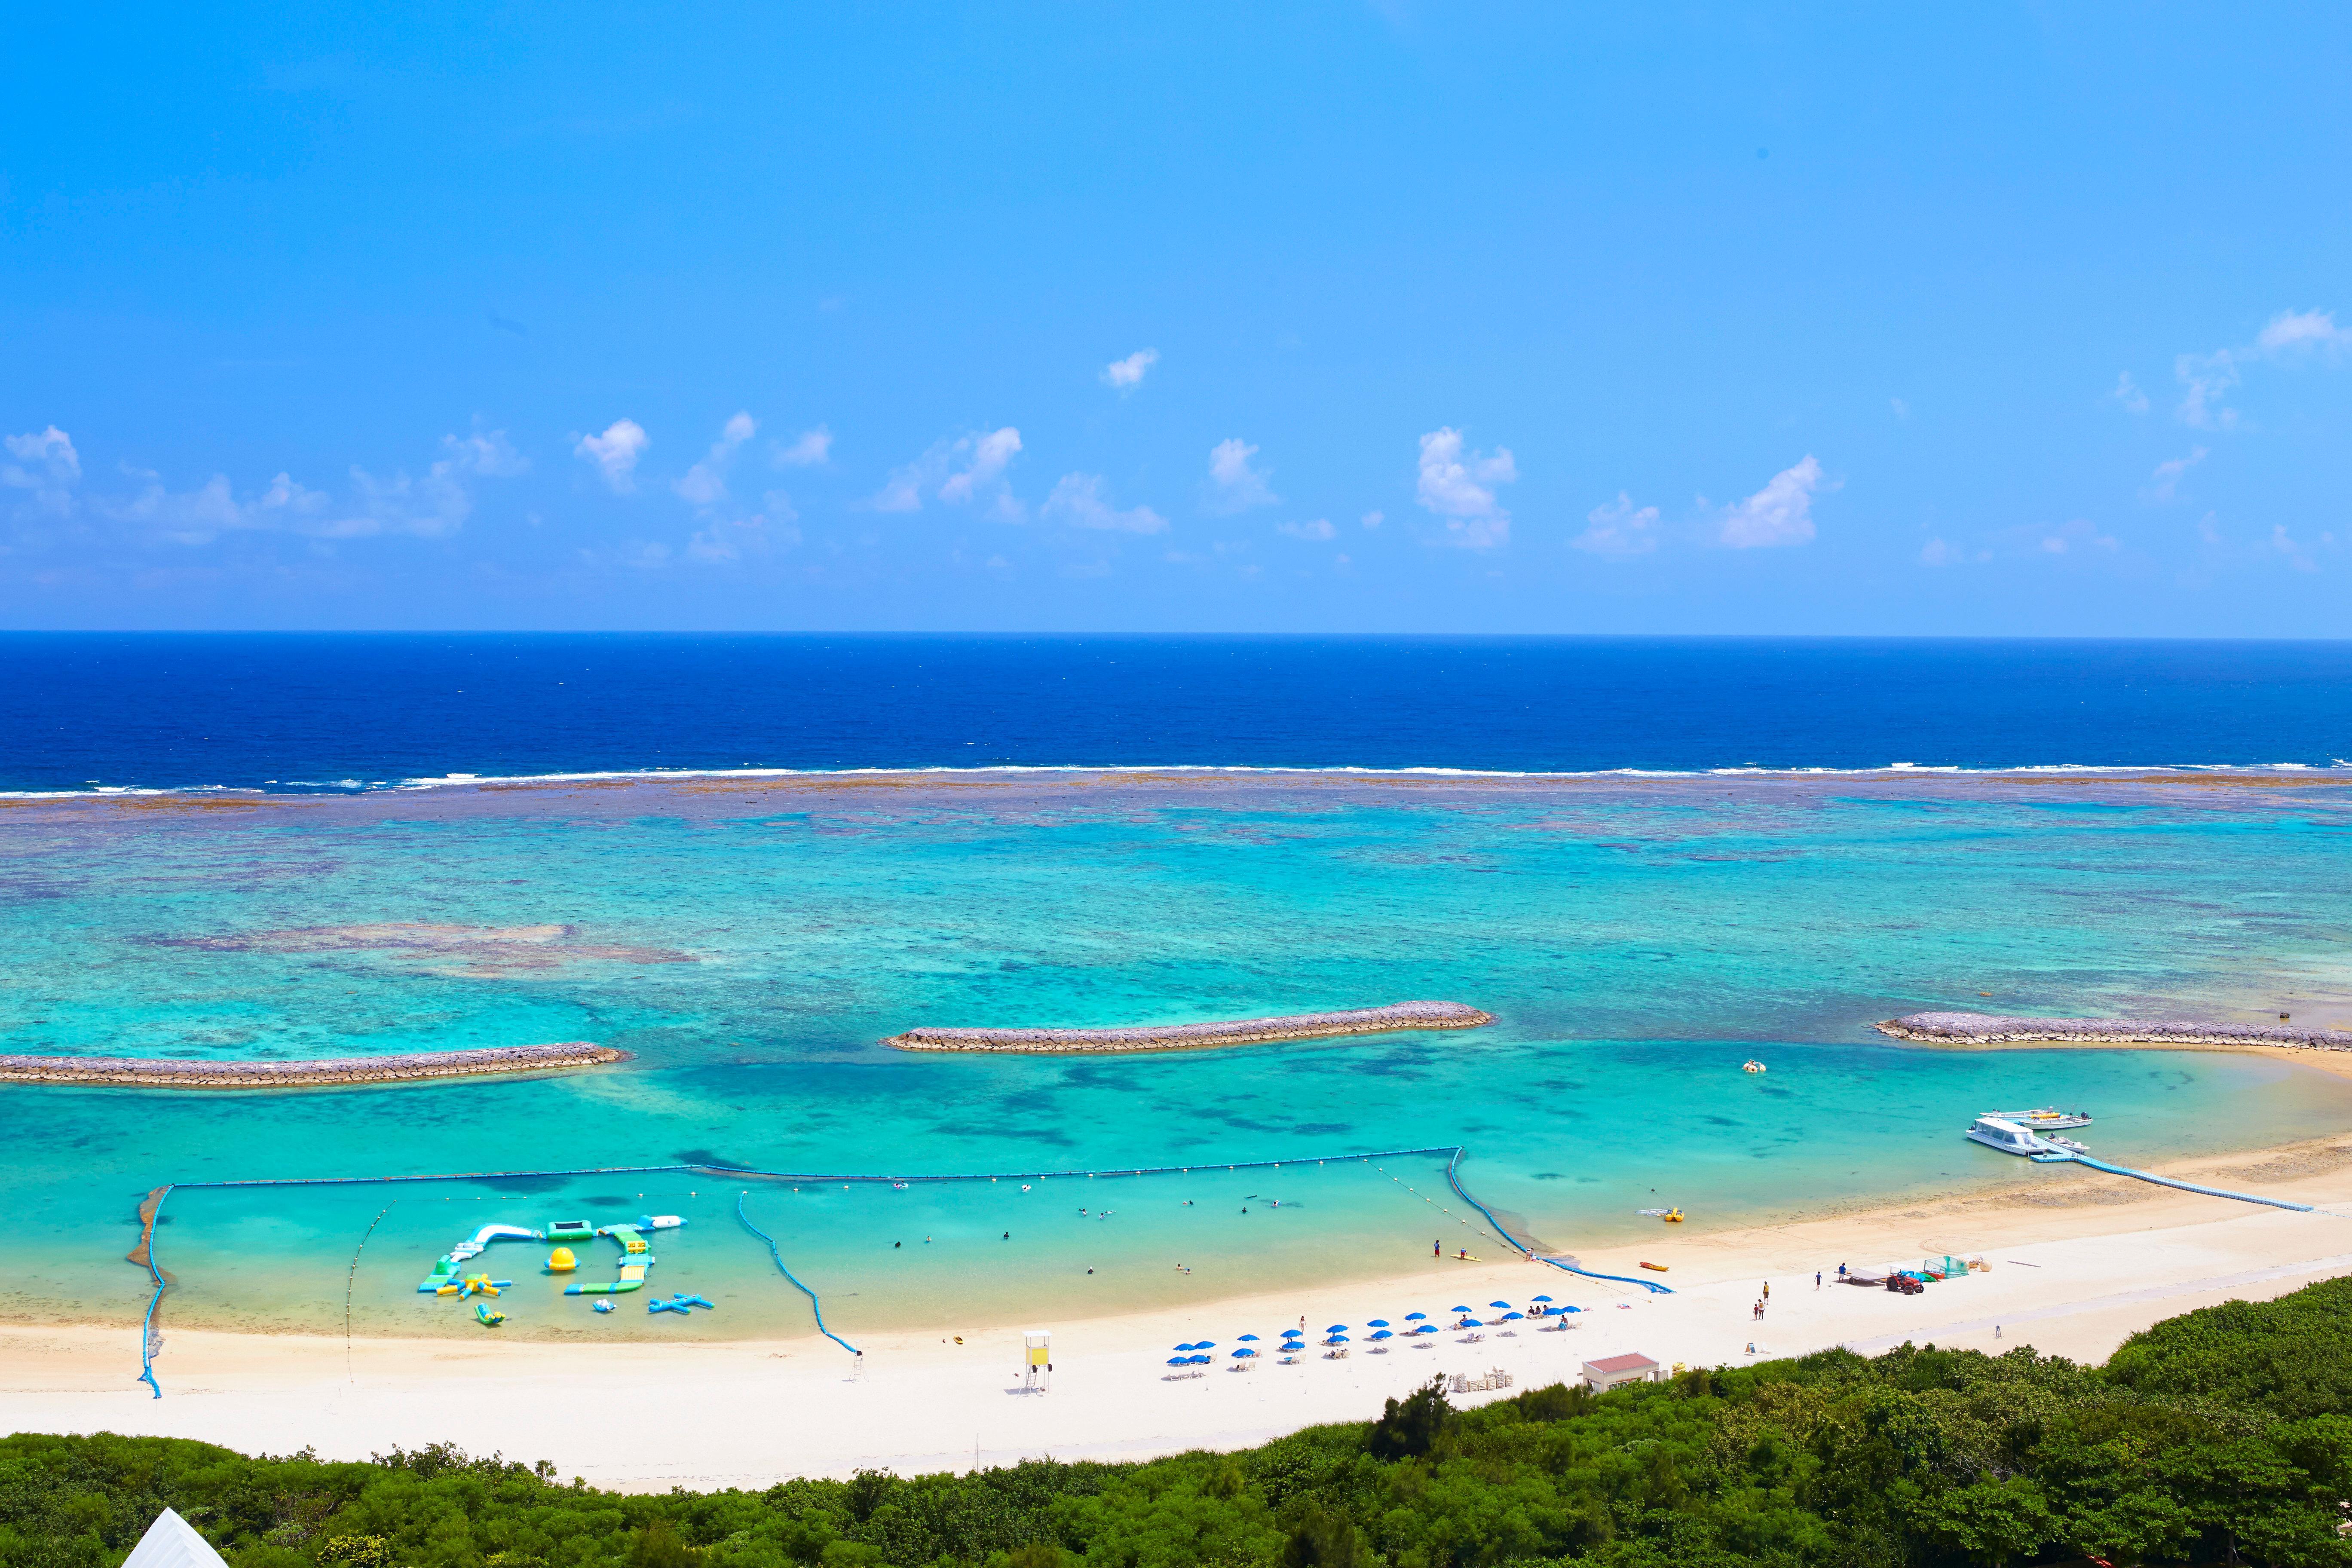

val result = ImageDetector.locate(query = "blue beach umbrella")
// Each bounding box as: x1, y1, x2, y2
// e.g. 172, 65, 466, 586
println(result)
1450, 1305, 1472, 1313
1404, 1311, 1427, 1321
1232, 1348, 1256, 1359
1503, 1312, 1524, 1320
1187, 1354, 1212, 1365
1166, 1357, 1187, 1366
1531, 1295, 1553, 1304
1237, 1333, 1260, 1342
1490, 1300, 1512, 1309
1194, 1340, 1216, 1349
1330, 1334, 1349, 1343
1174, 1342, 1196, 1351
1370, 1329, 1393, 1341
1367, 1319, 1390, 1327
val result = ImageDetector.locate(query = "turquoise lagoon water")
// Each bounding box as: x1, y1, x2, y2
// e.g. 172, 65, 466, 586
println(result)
5, 773, 2352, 1343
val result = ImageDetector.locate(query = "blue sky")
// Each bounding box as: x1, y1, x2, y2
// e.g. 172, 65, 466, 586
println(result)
4, 4, 2349, 633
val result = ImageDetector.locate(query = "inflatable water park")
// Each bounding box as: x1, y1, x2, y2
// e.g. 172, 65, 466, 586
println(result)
416, 1212, 697, 1324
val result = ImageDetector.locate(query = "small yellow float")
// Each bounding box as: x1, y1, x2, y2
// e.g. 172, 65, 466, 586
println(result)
1662, 1208, 1684, 1223
547, 1246, 577, 1274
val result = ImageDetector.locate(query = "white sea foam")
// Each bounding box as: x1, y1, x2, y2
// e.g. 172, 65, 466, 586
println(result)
2, 759, 2345, 800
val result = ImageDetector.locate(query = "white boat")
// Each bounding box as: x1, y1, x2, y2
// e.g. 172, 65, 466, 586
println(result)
1987, 1107, 2092, 1130
1965, 1115, 2058, 1156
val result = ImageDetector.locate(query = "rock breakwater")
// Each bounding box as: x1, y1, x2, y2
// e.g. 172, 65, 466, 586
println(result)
884, 1000, 1493, 1054
1877, 1011, 2352, 1050
0, 1041, 623, 1089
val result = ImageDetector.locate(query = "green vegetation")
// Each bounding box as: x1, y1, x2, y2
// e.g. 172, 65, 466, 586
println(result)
11, 1279, 2352, 1568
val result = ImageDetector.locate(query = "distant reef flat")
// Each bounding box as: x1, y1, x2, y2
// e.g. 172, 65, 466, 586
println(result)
0, 1041, 623, 1089
1877, 1011, 2352, 1050
884, 1001, 1493, 1054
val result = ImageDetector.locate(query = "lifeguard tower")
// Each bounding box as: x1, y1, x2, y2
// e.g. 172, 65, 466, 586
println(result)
1023, 1330, 1052, 1392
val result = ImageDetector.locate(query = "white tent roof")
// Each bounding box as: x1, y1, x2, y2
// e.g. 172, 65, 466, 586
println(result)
122, 1509, 228, 1568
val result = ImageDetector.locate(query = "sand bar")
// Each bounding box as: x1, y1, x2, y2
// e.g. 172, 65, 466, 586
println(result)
0, 1041, 622, 1089
1880, 1010, 2352, 1050
883, 1001, 1491, 1054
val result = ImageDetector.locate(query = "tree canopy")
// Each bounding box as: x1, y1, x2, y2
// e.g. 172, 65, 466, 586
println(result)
9, 1278, 2352, 1568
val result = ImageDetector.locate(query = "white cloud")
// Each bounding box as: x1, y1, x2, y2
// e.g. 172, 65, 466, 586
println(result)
1917, 537, 1992, 567
870, 458, 929, 513
1414, 427, 1516, 549
2176, 351, 2240, 430
2270, 524, 2321, 574
774, 426, 833, 467
107, 472, 250, 544
940, 427, 1021, 504
2111, 372, 2150, 415
332, 461, 473, 539
1360, 510, 1383, 530
2256, 308, 2352, 355
1101, 349, 1159, 392
258, 472, 331, 516
675, 411, 756, 505
2171, 307, 2351, 429
319, 428, 529, 539
3, 426, 82, 514
1041, 472, 1167, 534
1204, 438, 1278, 513
688, 490, 800, 565
442, 429, 528, 478
20, 427, 519, 548
1718, 455, 1826, 548
2145, 447, 2207, 503
574, 419, 649, 492
2037, 519, 2120, 555
873, 427, 1022, 512
1572, 493, 1658, 558
1277, 518, 1335, 540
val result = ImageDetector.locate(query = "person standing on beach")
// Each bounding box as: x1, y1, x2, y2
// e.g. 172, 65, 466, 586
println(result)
1433, 1239, 1441, 1256
1761, 1280, 1770, 1302
1815, 1271, 1822, 1289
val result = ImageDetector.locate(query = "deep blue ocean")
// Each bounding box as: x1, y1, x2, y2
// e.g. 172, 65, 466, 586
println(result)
2, 633, 2348, 790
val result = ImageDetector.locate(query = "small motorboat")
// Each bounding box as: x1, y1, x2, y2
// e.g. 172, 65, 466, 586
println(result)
1987, 1107, 2092, 1130
1966, 1115, 2069, 1156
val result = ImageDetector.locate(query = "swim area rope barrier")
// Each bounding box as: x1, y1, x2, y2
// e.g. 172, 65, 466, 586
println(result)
129, 1145, 1516, 1396
1443, 1150, 1674, 1294
735, 1192, 861, 1357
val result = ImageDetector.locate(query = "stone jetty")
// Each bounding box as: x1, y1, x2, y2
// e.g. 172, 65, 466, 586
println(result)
884, 1000, 1492, 1054
1877, 1012, 2352, 1050
0, 1041, 622, 1088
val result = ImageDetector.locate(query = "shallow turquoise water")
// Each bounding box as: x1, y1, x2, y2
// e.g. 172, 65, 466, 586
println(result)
6, 775, 2351, 1341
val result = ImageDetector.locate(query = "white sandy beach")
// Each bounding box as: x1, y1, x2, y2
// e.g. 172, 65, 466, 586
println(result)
12, 1135, 2352, 1491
